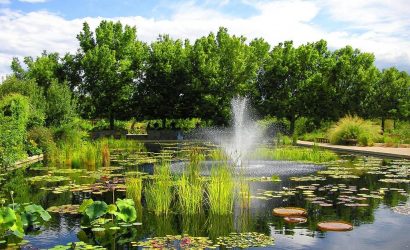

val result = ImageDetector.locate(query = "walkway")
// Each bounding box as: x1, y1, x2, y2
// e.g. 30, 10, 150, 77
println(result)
297, 140, 410, 159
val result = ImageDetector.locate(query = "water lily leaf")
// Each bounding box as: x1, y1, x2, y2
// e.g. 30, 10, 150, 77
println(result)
25, 204, 51, 221
79, 199, 94, 213
107, 204, 117, 214
85, 201, 107, 221
0, 207, 17, 228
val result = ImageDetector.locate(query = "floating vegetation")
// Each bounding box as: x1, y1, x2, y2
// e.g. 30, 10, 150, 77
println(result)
317, 221, 353, 231
290, 175, 326, 182
284, 216, 308, 224
47, 204, 80, 214
27, 175, 70, 183
134, 235, 215, 249
216, 232, 274, 248
273, 207, 307, 217
49, 241, 105, 250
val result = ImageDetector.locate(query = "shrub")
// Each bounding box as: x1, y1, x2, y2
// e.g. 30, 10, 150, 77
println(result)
0, 94, 29, 167
328, 116, 380, 146
27, 127, 57, 158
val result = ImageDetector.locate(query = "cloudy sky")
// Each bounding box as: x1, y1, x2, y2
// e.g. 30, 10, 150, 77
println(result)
1, 0, 409, 80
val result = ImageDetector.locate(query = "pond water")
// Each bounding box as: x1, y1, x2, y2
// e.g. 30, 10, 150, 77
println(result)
1, 142, 409, 249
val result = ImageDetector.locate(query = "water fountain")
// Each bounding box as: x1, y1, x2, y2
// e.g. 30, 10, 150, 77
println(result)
172, 96, 324, 177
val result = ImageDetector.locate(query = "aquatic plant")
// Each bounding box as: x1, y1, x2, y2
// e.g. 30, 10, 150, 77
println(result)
0, 202, 51, 239
126, 176, 142, 204
145, 161, 174, 215
252, 146, 338, 163
78, 198, 137, 226
176, 173, 203, 214
206, 165, 235, 215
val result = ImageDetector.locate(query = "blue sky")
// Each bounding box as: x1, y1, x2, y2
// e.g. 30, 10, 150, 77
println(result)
0, 0, 409, 79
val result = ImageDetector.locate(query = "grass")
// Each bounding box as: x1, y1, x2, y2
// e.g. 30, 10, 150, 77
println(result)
206, 164, 235, 215
328, 115, 381, 146
176, 174, 203, 214
126, 176, 143, 204
145, 161, 174, 215
251, 146, 338, 163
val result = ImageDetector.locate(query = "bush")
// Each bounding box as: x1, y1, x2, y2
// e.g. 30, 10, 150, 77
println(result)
0, 94, 30, 167
328, 116, 380, 146
27, 126, 57, 160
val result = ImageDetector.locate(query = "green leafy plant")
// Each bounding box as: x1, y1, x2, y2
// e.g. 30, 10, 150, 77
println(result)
206, 165, 235, 215
328, 115, 381, 146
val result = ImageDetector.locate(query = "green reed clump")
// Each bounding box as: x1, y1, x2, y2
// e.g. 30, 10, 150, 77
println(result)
145, 161, 174, 215
108, 137, 145, 153
177, 174, 203, 214
209, 149, 228, 161
252, 146, 337, 163
126, 176, 142, 204
207, 165, 235, 215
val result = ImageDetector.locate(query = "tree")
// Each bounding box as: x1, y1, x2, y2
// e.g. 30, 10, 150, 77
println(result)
369, 67, 410, 131
76, 21, 147, 129
0, 76, 46, 128
137, 35, 193, 127
45, 81, 77, 127
329, 46, 379, 118
258, 40, 333, 134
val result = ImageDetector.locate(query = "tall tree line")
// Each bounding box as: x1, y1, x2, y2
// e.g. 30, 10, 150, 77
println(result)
8, 21, 410, 132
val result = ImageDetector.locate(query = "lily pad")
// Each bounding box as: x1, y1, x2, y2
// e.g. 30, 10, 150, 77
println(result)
317, 221, 353, 231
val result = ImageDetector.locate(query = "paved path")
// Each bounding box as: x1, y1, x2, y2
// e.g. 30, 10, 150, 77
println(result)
297, 140, 410, 159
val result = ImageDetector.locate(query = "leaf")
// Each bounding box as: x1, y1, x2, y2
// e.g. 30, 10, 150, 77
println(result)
24, 204, 51, 221
107, 204, 117, 214
115, 199, 136, 223
0, 207, 17, 229
85, 201, 107, 221
79, 199, 94, 213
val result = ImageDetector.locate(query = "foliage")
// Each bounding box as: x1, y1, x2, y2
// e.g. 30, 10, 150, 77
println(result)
0, 76, 46, 128
126, 176, 142, 204
145, 162, 174, 215
75, 21, 147, 129
0, 202, 51, 239
176, 174, 203, 214
206, 165, 234, 215
252, 146, 338, 163
45, 81, 77, 127
78, 198, 137, 225
328, 115, 381, 146
27, 126, 57, 160
0, 94, 30, 167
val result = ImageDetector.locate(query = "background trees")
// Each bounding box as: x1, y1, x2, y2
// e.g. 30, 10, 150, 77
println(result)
3, 20, 409, 133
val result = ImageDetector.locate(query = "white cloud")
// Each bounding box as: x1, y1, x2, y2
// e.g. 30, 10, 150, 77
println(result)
0, 0, 409, 80
0, 0, 10, 4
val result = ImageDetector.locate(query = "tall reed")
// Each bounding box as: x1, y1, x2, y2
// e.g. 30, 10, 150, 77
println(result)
206, 164, 235, 215
177, 174, 203, 214
145, 161, 173, 215
252, 146, 337, 163
126, 176, 143, 204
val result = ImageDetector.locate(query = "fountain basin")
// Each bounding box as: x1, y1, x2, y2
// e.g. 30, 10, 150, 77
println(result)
171, 160, 324, 177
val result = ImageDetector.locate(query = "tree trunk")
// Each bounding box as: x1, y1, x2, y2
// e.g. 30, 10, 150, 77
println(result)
289, 115, 296, 135
109, 111, 115, 130
162, 118, 166, 129
381, 117, 385, 134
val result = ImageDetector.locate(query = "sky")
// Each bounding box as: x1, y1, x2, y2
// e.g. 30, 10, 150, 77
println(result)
0, 0, 410, 80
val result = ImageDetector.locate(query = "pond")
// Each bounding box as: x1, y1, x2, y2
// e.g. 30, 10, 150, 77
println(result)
1, 142, 409, 249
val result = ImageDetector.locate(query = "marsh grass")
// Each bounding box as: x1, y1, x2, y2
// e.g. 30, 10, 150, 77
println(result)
145, 161, 174, 215
51, 139, 111, 169
126, 176, 142, 204
328, 115, 381, 146
177, 174, 203, 214
108, 137, 145, 153
206, 164, 235, 215
252, 146, 337, 163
